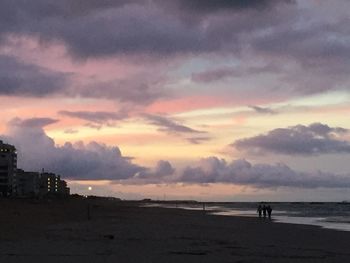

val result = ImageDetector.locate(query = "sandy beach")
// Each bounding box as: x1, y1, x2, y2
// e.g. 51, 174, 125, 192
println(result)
1, 198, 350, 263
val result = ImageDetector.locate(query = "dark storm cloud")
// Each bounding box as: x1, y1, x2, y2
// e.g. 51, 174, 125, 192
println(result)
157, 0, 294, 15
0, 0, 349, 99
143, 114, 205, 134
0, 0, 128, 17
0, 0, 134, 35
252, 20, 350, 64
249, 17, 350, 94
0, 55, 68, 96
0, 0, 346, 69
0, 0, 294, 58
0, 0, 213, 57
4, 117, 145, 180
0, 54, 163, 103
232, 123, 350, 155
179, 157, 350, 188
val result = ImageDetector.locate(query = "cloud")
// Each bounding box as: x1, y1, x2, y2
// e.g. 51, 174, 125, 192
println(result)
0, 0, 294, 58
0, 0, 349, 101
166, 0, 294, 14
232, 123, 350, 155
155, 0, 295, 27
252, 18, 350, 66
248, 105, 277, 114
186, 137, 212, 145
3, 117, 350, 189
0, 55, 68, 97
179, 157, 350, 188
0, 1, 210, 57
134, 160, 176, 182
154, 160, 175, 177
64, 128, 79, 134
191, 64, 281, 83
8, 117, 59, 128
191, 67, 240, 83
143, 114, 205, 135
78, 77, 165, 105
248, 15, 350, 94
59, 110, 129, 127
0, 53, 164, 104
83, 123, 104, 130
3, 117, 145, 180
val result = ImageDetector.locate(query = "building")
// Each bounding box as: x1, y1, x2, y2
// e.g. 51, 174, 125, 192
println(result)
59, 180, 70, 196
39, 172, 70, 197
17, 169, 40, 197
0, 141, 70, 198
15, 170, 69, 198
0, 140, 17, 196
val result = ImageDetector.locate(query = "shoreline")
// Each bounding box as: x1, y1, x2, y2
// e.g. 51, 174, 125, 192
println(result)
144, 202, 350, 232
1, 198, 350, 262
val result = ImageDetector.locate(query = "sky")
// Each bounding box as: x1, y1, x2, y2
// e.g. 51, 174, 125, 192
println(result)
1, 0, 350, 201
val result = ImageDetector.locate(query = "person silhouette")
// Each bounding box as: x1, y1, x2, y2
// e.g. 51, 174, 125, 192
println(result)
267, 205, 272, 219
262, 205, 267, 218
257, 204, 262, 218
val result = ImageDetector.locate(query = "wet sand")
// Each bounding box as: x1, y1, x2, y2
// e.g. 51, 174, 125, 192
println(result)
1, 198, 350, 262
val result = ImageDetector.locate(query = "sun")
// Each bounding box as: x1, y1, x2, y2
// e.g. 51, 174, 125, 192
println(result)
88, 186, 92, 191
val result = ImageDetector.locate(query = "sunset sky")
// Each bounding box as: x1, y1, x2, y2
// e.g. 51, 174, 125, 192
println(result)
1, 0, 350, 201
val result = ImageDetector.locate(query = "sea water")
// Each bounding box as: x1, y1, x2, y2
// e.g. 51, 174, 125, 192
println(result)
147, 202, 350, 232
210, 202, 350, 232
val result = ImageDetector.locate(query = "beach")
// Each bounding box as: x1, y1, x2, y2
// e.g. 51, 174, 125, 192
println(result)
1, 198, 350, 262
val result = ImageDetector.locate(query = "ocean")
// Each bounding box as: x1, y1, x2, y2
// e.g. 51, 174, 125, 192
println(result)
146, 202, 350, 232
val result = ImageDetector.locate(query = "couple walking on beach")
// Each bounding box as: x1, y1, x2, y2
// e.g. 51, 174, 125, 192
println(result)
257, 203, 272, 219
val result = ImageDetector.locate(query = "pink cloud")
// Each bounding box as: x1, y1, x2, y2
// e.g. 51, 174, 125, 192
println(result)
146, 96, 231, 114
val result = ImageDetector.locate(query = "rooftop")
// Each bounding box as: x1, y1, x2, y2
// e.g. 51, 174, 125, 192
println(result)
0, 140, 16, 152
